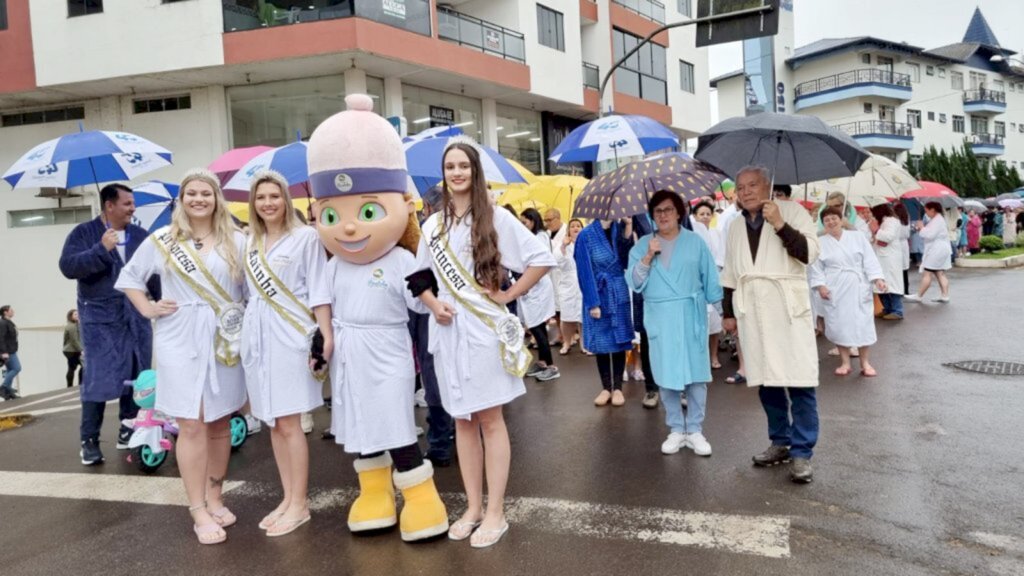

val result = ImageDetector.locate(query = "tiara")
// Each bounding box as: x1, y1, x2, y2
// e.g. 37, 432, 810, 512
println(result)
250, 169, 289, 188
445, 134, 483, 152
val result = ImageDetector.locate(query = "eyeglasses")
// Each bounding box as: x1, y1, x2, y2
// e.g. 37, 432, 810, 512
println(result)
542, 218, 555, 223
653, 206, 677, 216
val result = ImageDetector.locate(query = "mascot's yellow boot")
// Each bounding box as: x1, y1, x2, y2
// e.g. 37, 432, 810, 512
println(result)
393, 461, 449, 542
347, 454, 397, 532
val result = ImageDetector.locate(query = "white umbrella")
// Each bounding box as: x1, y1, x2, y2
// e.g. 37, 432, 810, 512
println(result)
800, 154, 918, 207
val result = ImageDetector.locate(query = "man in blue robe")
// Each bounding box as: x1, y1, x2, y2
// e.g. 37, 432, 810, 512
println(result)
59, 183, 159, 465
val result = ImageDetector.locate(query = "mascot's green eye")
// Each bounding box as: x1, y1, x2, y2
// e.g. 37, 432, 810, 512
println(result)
358, 202, 386, 222
320, 207, 339, 226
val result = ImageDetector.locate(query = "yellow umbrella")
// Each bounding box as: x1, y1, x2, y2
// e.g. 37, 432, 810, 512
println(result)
497, 174, 589, 218
229, 198, 316, 224
505, 159, 538, 185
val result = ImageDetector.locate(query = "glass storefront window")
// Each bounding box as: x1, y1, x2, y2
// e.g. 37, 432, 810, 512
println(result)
228, 75, 384, 147
402, 84, 483, 140
497, 104, 542, 175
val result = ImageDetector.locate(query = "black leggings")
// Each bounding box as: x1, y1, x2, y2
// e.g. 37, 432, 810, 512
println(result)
361, 443, 424, 473
528, 323, 553, 366
64, 352, 82, 388
595, 351, 626, 391
902, 269, 910, 296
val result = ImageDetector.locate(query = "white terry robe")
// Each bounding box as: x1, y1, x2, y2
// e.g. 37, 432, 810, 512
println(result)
115, 230, 248, 422
328, 247, 425, 454
553, 240, 583, 323
415, 207, 556, 420
720, 202, 821, 388
517, 230, 557, 329
809, 230, 885, 348
241, 226, 330, 426
692, 219, 724, 334
919, 215, 952, 271
872, 216, 904, 294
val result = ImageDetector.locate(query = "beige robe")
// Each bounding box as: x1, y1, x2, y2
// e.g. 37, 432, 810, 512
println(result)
720, 201, 820, 388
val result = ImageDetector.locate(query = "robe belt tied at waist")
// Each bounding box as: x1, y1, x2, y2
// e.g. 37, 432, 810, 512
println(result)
645, 291, 707, 340
734, 273, 806, 325
176, 301, 221, 396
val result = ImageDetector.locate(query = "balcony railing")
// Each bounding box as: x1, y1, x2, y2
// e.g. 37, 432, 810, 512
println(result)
437, 6, 525, 63
834, 121, 913, 138
612, 0, 666, 24
795, 69, 911, 98
583, 62, 600, 90
963, 89, 1006, 104
970, 133, 1005, 146
222, 1, 431, 36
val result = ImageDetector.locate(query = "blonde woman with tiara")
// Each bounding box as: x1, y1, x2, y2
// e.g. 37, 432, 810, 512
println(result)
116, 169, 248, 545
240, 170, 332, 537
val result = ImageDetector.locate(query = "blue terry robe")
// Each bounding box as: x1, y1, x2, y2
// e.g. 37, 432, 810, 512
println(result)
626, 229, 723, 390
59, 217, 158, 403
574, 221, 633, 354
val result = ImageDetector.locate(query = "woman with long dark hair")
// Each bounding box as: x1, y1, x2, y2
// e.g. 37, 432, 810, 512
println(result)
517, 208, 560, 381
411, 140, 554, 548
906, 202, 952, 303
893, 203, 912, 296
869, 203, 904, 320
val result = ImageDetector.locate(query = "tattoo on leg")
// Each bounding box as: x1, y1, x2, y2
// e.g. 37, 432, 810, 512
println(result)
209, 476, 224, 488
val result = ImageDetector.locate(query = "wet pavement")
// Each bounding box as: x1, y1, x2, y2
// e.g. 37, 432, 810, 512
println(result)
1, 267, 1023, 576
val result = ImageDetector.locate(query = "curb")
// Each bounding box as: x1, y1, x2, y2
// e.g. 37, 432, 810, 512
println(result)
956, 254, 1024, 269
0, 414, 34, 432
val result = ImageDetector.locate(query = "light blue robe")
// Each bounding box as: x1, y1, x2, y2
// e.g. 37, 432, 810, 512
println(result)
626, 229, 723, 390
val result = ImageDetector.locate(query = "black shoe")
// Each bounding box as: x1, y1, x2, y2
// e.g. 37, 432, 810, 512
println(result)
752, 445, 791, 467
320, 430, 335, 440
425, 452, 452, 468
80, 439, 104, 466
116, 426, 132, 450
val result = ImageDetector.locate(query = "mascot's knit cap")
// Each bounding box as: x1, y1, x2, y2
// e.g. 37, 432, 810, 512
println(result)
307, 94, 407, 199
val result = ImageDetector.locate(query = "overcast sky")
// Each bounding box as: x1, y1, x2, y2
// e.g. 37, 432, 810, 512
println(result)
708, 0, 1024, 77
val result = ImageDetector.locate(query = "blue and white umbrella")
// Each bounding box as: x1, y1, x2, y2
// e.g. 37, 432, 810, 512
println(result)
403, 125, 464, 144
3, 128, 172, 190
405, 136, 527, 187
223, 141, 309, 198
550, 115, 679, 164
131, 181, 178, 232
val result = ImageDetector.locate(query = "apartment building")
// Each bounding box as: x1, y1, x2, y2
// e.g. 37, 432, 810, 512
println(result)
712, 7, 1023, 173
0, 0, 710, 394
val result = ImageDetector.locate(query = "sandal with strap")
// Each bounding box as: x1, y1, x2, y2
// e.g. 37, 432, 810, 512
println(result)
448, 519, 482, 541
189, 503, 226, 545
725, 372, 747, 385
259, 511, 284, 531
266, 514, 311, 537
209, 506, 237, 528
470, 521, 510, 549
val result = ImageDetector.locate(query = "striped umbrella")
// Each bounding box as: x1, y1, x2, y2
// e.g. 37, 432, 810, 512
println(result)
550, 115, 679, 164
223, 141, 310, 202
131, 181, 178, 231
405, 136, 527, 187
4, 127, 172, 190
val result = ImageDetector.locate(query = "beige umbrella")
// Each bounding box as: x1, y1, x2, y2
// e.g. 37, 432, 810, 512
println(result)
801, 154, 918, 207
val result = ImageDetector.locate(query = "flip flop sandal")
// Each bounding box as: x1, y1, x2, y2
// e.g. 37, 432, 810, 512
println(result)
193, 522, 227, 545
259, 511, 284, 530
834, 367, 852, 376
266, 515, 311, 537
725, 373, 747, 384
470, 522, 510, 549
448, 519, 482, 541
209, 506, 237, 528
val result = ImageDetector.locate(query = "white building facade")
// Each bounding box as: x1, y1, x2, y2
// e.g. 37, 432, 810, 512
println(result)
712, 7, 1023, 173
0, 0, 710, 394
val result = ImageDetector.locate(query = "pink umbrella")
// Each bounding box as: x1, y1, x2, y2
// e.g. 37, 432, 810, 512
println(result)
208, 146, 272, 201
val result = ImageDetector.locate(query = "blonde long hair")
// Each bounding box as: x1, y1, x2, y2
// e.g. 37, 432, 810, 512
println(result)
247, 170, 302, 240
170, 168, 242, 281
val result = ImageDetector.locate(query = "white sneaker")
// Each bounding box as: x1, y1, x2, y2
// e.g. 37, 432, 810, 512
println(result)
904, 294, 922, 302
661, 432, 687, 455
244, 414, 262, 436
301, 412, 313, 434
686, 433, 712, 456
414, 388, 428, 408
931, 296, 950, 303
622, 369, 630, 382
631, 369, 645, 381
416, 426, 425, 437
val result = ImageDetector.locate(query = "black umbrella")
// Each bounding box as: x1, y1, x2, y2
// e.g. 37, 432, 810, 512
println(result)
695, 113, 870, 185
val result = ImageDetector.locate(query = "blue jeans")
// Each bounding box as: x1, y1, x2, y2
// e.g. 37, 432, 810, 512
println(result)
758, 386, 818, 459
1, 352, 21, 393
879, 293, 903, 317
660, 383, 707, 434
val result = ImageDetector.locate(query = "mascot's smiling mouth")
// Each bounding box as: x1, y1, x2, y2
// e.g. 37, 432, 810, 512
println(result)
336, 236, 370, 252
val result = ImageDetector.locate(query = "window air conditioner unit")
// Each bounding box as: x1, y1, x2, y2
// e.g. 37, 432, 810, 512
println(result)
36, 187, 80, 198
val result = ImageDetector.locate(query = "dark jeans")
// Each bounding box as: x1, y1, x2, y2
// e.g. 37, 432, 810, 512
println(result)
80, 387, 138, 442
595, 351, 626, 391
528, 323, 553, 366
64, 351, 82, 388
879, 293, 904, 317
758, 386, 819, 460
638, 329, 657, 393
408, 312, 453, 460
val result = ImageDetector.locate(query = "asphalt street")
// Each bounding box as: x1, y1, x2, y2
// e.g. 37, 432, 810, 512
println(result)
1, 267, 1022, 576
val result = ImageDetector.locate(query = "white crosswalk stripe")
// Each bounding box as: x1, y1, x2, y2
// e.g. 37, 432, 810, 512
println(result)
0, 471, 790, 558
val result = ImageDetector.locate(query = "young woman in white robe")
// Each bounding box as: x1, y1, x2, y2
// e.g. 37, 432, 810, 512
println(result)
516, 208, 559, 381
809, 208, 887, 377
555, 218, 585, 354
240, 171, 332, 536
116, 169, 247, 545
691, 200, 725, 369
412, 141, 554, 548
906, 202, 952, 303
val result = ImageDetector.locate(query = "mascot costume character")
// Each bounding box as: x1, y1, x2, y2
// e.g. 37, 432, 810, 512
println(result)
307, 94, 449, 542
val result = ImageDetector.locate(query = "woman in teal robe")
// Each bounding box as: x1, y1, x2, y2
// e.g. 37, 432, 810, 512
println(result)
627, 191, 722, 457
